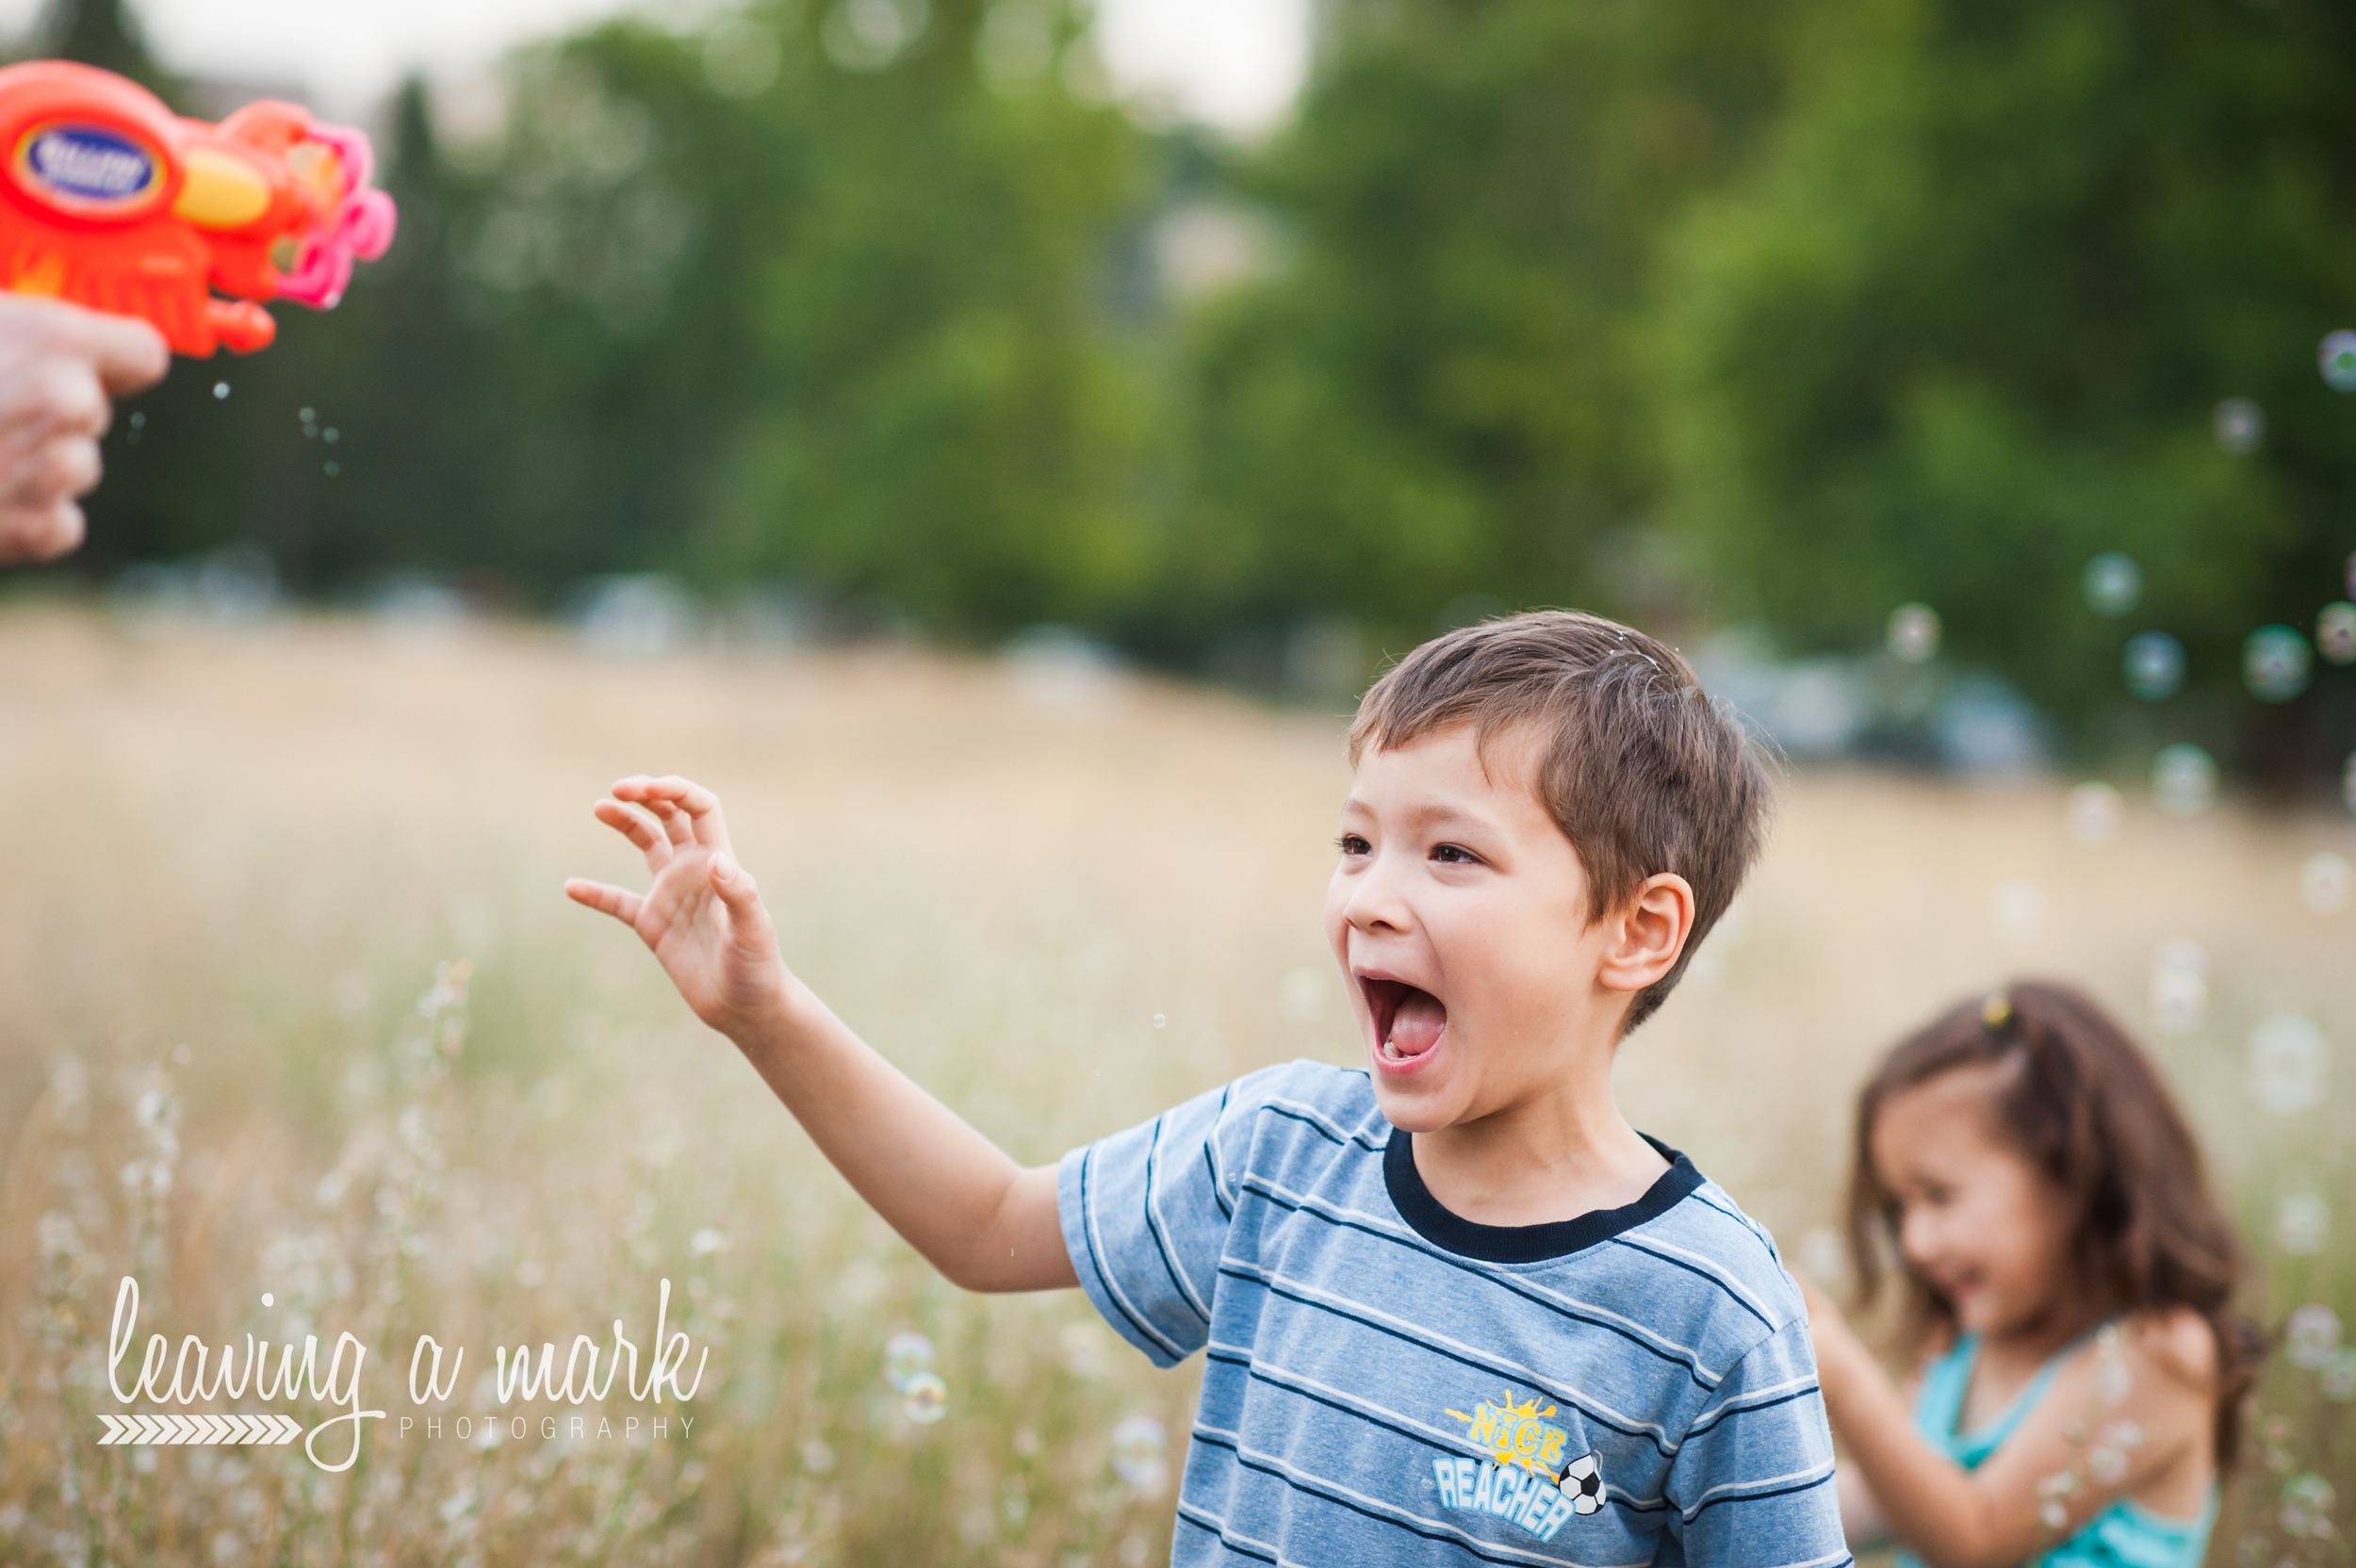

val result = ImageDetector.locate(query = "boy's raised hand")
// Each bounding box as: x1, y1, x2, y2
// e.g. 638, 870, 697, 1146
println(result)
564, 773, 1074, 1296
565, 776, 787, 1039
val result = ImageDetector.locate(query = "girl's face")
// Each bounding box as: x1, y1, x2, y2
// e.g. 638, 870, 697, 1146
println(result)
1869, 1063, 2075, 1340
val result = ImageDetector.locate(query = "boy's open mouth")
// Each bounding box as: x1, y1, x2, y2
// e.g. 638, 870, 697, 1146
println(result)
1361, 976, 1448, 1064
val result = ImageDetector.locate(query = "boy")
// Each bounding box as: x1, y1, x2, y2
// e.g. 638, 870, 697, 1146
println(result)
566, 611, 1845, 1564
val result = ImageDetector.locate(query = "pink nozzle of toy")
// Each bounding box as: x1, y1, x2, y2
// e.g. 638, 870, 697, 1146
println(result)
276, 122, 399, 310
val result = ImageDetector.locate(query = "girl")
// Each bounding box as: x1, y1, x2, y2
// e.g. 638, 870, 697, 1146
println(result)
1801, 981, 2261, 1568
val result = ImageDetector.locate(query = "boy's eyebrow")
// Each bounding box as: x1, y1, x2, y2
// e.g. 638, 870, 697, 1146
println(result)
1338, 793, 1503, 836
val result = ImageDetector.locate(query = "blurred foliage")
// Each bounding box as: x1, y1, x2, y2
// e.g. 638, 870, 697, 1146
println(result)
1154, 0, 1799, 657
16, 0, 2356, 774
1649, 0, 2356, 772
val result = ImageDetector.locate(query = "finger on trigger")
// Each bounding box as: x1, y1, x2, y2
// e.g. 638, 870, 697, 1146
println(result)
77, 310, 170, 395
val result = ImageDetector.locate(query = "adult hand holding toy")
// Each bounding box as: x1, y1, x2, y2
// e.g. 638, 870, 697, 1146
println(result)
0, 59, 397, 564
0, 290, 164, 564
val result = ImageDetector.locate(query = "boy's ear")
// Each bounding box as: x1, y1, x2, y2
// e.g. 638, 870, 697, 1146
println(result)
1595, 872, 1696, 996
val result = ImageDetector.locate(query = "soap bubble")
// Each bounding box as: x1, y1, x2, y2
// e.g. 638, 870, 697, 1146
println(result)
2324, 1348, 2356, 1402
1796, 1225, 1846, 1284
2287, 1303, 2342, 1370
2122, 631, 2185, 701
2317, 603, 2356, 664
1153, 1013, 1167, 1028
298, 406, 316, 423
1060, 1321, 1108, 1375
704, 20, 782, 97
1110, 1415, 1170, 1493
1278, 966, 1327, 1024
2213, 398, 2264, 454
2277, 1192, 2330, 1254
2150, 939, 2206, 1034
2303, 852, 2350, 914
2320, 331, 2356, 392
1887, 603, 1941, 662
901, 1370, 947, 1424
882, 1331, 935, 1392
2066, 783, 2123, 847
2151, 744, 2216, 818
2082, 553, 2141, 616
2243, 626, 2312, 703
1989, 880, 2044, 946
2250, 1015, 2330, 1115
2280, 1473, 2334, 1539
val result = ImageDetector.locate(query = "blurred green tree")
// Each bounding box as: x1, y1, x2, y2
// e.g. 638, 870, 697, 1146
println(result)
32, 0, 177, 101
439, 0, 1159, 634
1650, 0, 2356, 769
1154, 0, 1799, 663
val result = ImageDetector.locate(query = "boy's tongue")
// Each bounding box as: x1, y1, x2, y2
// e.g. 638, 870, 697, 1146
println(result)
1387, 989, 1447, 1057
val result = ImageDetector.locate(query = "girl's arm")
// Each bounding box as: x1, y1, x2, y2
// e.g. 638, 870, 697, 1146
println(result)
566, 775, 1079, 1295
1803, 1290, 2215, 1568
1834, 1461, 1891, 1548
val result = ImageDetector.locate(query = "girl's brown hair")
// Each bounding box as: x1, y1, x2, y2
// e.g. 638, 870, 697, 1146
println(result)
1845, 979, 2263, 1465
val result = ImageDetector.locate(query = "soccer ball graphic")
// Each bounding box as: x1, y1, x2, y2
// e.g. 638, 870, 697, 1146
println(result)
1560, 1452, 1605, 1514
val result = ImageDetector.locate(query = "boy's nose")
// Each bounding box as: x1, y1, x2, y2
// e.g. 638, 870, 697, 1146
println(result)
1341, 857, 1415, 936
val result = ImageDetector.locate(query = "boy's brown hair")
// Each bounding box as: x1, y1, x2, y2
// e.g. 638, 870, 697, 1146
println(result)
1844, 980, 2261, 1465
1349, 610, 1774, 1033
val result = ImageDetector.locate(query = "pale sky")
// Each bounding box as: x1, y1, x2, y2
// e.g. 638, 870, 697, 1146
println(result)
0, 0, 1312, 135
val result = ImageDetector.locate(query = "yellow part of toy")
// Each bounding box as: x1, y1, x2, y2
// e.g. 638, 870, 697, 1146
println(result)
171, 146, 269, 229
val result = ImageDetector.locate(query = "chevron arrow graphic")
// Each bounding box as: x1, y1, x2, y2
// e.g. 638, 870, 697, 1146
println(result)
99, 1412, 309, 1446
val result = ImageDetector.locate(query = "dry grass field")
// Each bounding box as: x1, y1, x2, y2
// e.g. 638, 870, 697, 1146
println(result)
0, 603, 2348, 1565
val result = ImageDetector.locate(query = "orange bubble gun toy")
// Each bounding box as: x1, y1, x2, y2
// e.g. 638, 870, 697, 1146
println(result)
0, 59, 396, 356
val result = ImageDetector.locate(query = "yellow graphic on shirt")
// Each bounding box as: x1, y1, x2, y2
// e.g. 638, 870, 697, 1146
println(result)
1445, 1389, 1567, 1481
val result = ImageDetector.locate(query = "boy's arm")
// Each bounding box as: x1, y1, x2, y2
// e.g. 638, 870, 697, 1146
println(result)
566, 775, 1077, 1294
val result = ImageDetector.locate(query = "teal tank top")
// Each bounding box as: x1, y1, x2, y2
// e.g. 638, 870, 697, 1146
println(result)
1892, 1331, 2216, 1568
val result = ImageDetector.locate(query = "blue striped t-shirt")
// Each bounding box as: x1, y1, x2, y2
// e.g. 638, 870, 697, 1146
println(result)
1057, 1060, 1848, 1567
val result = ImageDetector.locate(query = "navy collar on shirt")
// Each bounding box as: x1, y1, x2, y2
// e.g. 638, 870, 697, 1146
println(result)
1383, 1129, 1706, 1264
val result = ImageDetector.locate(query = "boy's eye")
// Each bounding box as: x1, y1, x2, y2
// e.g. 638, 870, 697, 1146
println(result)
1335, 833, 1370, 857
1432, 843, 1479, 865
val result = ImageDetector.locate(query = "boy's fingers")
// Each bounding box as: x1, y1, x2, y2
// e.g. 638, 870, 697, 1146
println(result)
594, 798, 672, 862
709, 854, 770, 936
564, 877, 643, 927
646, 797, 695, 848
647, 775, 731, 848
609, 776, 732, 848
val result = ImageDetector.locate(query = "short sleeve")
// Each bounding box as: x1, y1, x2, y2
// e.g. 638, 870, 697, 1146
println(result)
1662, 1316, 1849, 1566
1058, 1071, 1260, 1368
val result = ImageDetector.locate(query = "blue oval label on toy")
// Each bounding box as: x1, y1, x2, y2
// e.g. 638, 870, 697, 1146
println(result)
13, 122, 161, 214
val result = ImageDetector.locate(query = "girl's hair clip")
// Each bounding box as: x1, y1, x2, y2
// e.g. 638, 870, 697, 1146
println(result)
1981, 991, 2014, 1030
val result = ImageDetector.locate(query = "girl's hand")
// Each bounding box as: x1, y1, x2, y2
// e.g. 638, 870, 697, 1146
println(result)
1795, 1275, 1867, 1386
1795, 1274, 1844, 1331
565, 775, 791, 1042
